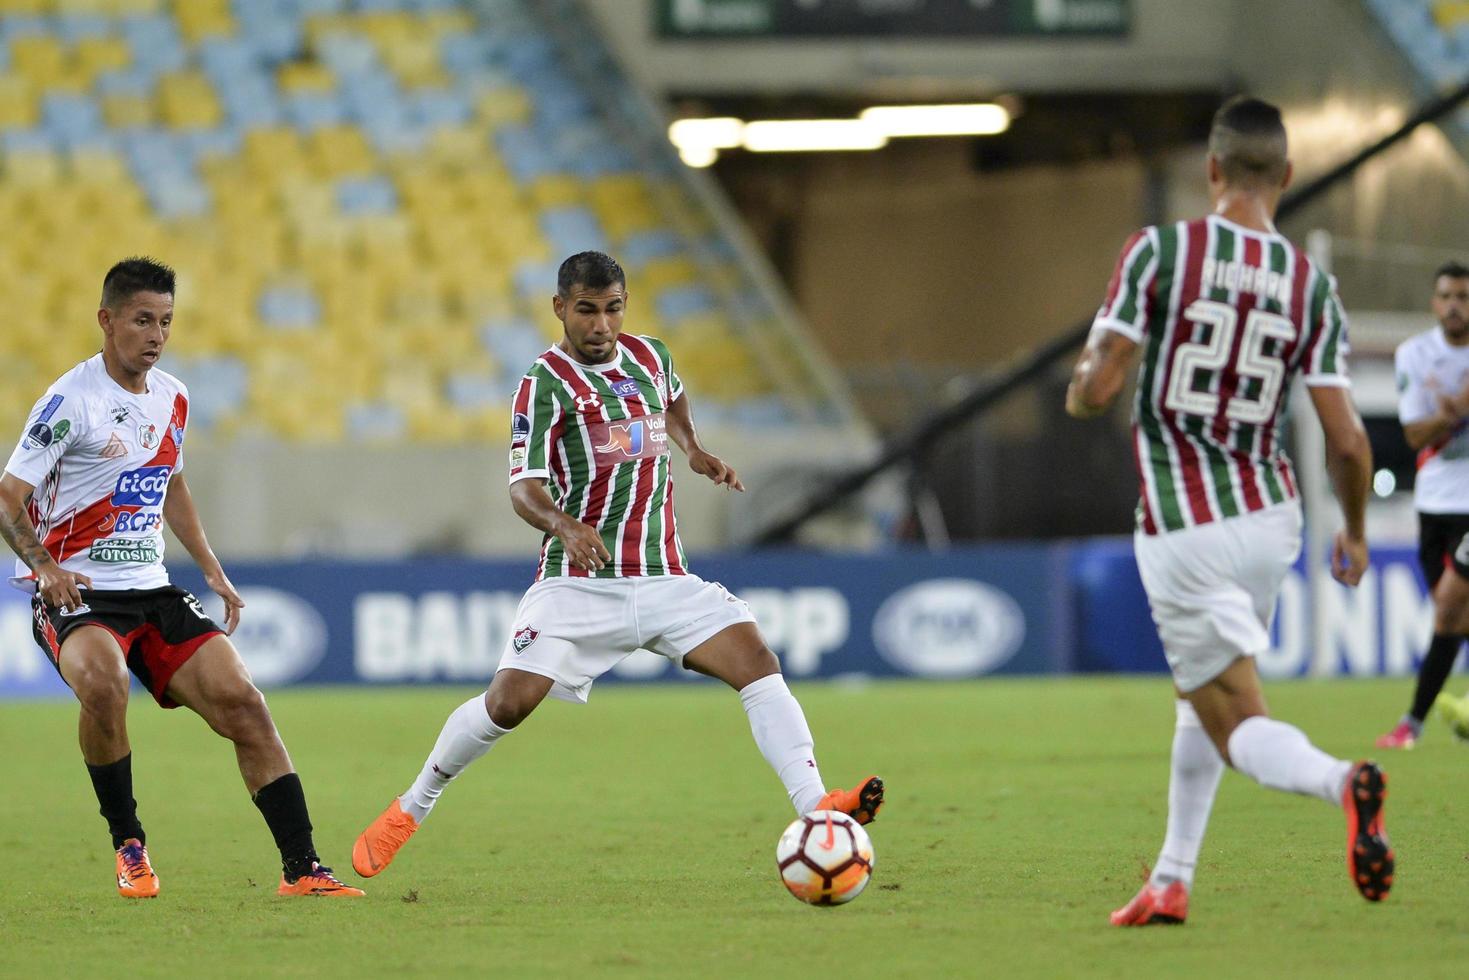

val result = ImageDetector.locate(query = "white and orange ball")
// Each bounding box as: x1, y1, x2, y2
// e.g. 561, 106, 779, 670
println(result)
775, 810, 875, 906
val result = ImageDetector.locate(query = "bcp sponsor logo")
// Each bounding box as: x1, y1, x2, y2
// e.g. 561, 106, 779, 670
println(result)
871, 578, 1025, 678
113, 510, 162, 534
112, 466, 172, 506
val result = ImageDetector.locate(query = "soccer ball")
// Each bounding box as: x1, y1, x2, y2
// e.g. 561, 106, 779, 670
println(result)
775, 810, 875, 906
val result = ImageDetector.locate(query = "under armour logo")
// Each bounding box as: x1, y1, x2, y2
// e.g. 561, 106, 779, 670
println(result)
574, 394, 602, 413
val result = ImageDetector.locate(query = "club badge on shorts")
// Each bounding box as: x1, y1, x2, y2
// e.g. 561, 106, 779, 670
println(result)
512, 626, 539, 653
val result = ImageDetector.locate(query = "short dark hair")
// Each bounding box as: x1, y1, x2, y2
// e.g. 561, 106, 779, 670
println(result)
1208, 96, 1288, 187
557, 251, 625, 297
1434, 260, 1469, 282
101, 256, 176, 309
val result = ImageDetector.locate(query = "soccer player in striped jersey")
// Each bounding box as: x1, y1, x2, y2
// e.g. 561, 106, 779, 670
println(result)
1067, 97, 1392, 924
1375, 262, 1469, 748
353, 252, 882, 878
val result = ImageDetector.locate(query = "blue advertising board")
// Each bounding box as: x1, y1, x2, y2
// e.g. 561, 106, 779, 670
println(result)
0, 541, 1441, 700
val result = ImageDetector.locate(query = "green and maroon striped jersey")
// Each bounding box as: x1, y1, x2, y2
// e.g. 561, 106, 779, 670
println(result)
1093, 214, 1350, 535
508, 334, 688, 579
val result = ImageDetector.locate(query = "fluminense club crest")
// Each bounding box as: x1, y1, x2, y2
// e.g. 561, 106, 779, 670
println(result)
512, 626, 540, 653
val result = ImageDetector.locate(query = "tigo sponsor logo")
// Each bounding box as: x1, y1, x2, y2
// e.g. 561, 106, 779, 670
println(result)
111, 466, 172, 506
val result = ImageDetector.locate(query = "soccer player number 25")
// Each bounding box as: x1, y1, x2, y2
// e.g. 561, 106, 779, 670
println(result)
1164, 300, 1296, 425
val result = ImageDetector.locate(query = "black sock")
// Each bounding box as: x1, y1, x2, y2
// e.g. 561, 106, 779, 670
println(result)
252, 773, 318, 879
1409, 633, 1465, 722
86, 753, 145, 850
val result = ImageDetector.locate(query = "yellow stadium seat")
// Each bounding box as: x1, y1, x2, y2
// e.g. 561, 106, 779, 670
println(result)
4, 150, 63, 187
173, 0, 235, 43
158, 72, 223, 128
0, 0, 49, 16
529, 175, 584, 209
1434, 1, 1469, 28
474, 86, 531, 128
114, 0, 166, 13
0, 75, 39, 127
243, 127, 307, 178
69, 149, 131, 186
101, 90, 156, 127
307, 125, 376, 178
73, 37, 132, 83
279, 63, 336, 93
8, 36, 67, 87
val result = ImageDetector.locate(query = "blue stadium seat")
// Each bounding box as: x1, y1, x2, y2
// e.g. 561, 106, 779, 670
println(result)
655, 285, 718, 324
447, 371, 504, 410
42, 94, 105, 149
285, 90, 349, 131
348, 402, 408, 441
480, 317, 552, 370
337, 175, 398, 215
55, 15, 116, 45
619, 230, 684, 267
407, 88, 472, 128
166, 355, 249, 431
258, 284, 324, 330
541, 206, 610, 256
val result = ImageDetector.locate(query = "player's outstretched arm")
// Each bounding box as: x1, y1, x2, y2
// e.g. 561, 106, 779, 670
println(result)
1066, 329, 1139, 419
0, 470, 91, 610
1308, 385, 1373, 587
509, 479, 610, 572
162, 471, 244, 632
666, 393, 744, 491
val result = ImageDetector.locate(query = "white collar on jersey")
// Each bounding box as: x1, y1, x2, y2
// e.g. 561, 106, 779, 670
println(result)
1207, 212, 1281, 238
546, 342, 625, 374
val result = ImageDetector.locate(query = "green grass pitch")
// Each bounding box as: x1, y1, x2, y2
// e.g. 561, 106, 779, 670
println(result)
3, 677, 1468, 978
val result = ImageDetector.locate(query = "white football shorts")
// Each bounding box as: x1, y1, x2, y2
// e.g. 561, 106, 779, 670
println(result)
496, 574, 758, 703
1133, 501, 1302, 692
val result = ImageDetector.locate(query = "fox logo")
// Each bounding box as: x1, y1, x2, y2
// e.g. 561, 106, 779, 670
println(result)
512, 626, 539, 653
595, 421, 643, 457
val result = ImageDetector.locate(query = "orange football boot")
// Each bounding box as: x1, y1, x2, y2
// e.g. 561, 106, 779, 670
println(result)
277, 863, 364, 897
352, 799, 421, 878
815, 776, 884, 825
1110, 880, 1189, 926
115, 839, 159, 899
1343, 761, 1394, 902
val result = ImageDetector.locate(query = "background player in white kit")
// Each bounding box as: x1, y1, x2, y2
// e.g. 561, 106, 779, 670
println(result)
0, 258, 362, 899
1066, 98, 1392, 925
1376, 263, 1469, 748
352, 252, 883, 878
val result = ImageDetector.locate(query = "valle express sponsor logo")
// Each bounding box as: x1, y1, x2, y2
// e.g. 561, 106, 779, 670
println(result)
871, 578, 1025, 677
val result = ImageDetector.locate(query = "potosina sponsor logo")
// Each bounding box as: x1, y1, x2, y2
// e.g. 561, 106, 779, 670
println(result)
88, 537, 162, 564
871, 578, 1025, 677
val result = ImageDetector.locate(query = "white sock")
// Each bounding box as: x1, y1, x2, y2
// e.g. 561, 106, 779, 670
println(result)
401, 694, 509, 822
1150, 701, 1224, 890
740, 674, 826, 815
1226, 715, 1352, 805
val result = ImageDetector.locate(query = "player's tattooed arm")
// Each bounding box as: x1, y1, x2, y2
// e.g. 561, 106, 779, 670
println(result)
0, 474, 50, 570
667, 393, 744, 491
510, 479, 609, 571
1066, 328, 1139, 419
0, 471, 90, 610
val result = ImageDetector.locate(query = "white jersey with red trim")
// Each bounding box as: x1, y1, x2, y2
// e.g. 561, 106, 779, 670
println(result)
1397, 326, 1469, 514
4, 354, 189, 591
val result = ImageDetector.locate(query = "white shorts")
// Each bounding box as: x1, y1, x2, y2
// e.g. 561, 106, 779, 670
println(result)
496, 574, 758, 703
1134, 502, 1302, 692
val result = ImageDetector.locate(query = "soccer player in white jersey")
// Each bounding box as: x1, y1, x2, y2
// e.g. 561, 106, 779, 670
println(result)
1066, 97, 1392, 924
0, 258, 362, 899
352, 251, 883, 878
1376, 262, 1469, 747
